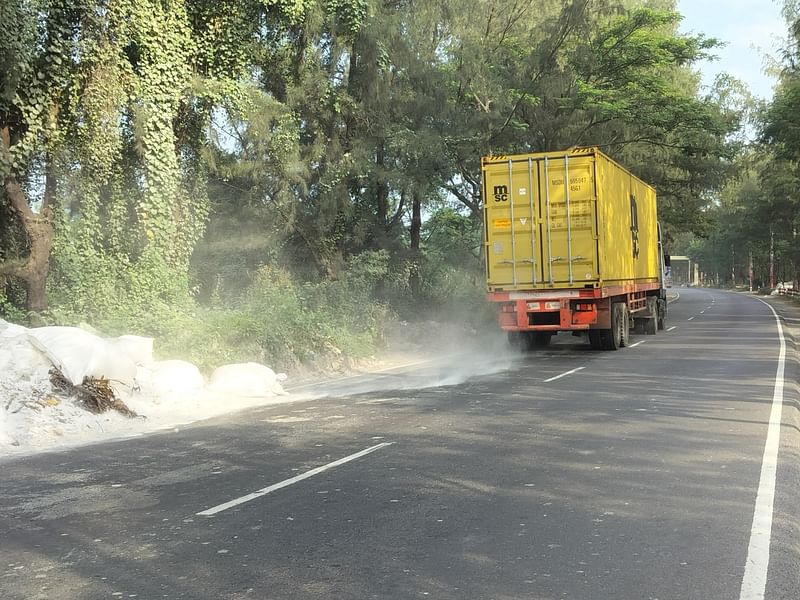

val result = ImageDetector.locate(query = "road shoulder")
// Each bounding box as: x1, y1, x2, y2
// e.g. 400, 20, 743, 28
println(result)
751, 294, 800, 599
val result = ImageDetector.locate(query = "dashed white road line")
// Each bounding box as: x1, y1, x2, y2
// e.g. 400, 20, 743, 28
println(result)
197, 442, 393, 517
628, 341, 645, 348
739, 300, 787, 600
687, 316, 695, 321
667, 326, 677, 332
543, 367, 585, 383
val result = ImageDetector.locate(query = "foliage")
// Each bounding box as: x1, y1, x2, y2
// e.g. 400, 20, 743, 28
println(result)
1, 0, 769, 366
687, 1, 800, 287
167, 255, 394, 372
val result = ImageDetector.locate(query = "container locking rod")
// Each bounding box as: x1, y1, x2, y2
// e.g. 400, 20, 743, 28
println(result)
564, 155, 574, 284
507, 159, 517, 287
544, 157, 554, 285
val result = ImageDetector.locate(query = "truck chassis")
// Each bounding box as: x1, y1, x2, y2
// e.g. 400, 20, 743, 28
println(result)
491, 282, 667, 351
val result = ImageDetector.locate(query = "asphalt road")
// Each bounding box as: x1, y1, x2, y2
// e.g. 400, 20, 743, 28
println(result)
1, 288, 798, 600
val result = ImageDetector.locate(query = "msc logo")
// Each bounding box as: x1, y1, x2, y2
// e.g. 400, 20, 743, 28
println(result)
493, 185, 509, 202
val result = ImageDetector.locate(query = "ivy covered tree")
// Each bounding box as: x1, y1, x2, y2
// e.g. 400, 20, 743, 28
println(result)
0, 0, 77, 318
0, 0, 759, 356
1, 0, 310, 325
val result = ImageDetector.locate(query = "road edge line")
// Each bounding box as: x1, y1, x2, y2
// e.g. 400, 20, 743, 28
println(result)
738, 300, 787, 600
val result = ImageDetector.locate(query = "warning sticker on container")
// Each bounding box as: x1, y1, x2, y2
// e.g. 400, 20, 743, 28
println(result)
494, 218, 511, 228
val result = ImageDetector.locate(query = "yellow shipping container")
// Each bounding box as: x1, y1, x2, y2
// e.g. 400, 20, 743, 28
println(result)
482, 147, 661, 292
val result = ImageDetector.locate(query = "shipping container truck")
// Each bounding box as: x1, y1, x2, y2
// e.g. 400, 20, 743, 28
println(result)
482, 147, 668, 350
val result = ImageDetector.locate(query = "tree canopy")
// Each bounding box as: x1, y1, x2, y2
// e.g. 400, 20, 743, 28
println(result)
0, 0, 769, 366
676, 0, 800, 288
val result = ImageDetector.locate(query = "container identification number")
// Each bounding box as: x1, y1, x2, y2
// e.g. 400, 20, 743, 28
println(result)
551, 176, 588, 192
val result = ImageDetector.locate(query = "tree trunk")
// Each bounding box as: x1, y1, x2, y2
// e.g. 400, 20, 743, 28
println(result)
409, 189, 422, 298
375, 141, 388, 226
2, 176, 55, 320
371, 140, 390, 251
1, 125, 56, 322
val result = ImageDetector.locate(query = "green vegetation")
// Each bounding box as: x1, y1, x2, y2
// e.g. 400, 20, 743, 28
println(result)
0, 0, 788, 370
674, 3, 800, 287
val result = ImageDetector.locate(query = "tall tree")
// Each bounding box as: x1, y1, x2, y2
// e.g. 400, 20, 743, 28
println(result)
0, 0, 77, 318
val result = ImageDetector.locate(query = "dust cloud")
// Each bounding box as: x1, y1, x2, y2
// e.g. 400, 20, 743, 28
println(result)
288, 323, 520, 400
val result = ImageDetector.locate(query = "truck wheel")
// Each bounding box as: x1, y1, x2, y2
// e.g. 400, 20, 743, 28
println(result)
645, 297, 658, 335
657, 299, 666, 330
632, 318, 645, 334
588, 331, 603, 350
644, 316, 657, 335
601, 303, 623, 350
619, 304, 630, 347
531, 332, 552, 348
507, 332, 524, 351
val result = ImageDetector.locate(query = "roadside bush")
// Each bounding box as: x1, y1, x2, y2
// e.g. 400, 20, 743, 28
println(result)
306, 250, 394, 342
148, 308, 266, 373
0, 288, 26, 324
47, 242, 194, 336
41, 240, 479, 374
241, 256, 392, 366
417, 258, 496, 329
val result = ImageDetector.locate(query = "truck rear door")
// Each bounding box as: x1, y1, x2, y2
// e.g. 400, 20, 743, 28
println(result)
483, 157, 542, 289
537, 155, 599, 286
483, 153, 599, 290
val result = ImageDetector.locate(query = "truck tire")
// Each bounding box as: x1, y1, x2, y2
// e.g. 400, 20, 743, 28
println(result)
657, 298, 666, 330
507, 332, 525, 351
632, 318, 646, 334
619, 303, 630, 347
600, 303, 624, 350
588, 331, 603, 350
644, 297, 658, 335
509, 332, 544, 351
531, 332, 553, 348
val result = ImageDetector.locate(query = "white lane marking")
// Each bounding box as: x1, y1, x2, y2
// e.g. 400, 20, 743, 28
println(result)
668, 292, 680, 303
739, 300, 787, 600
628, 341, 644, 348
543, 367, 585, 383
701, 310, 706, 314
687, 316, 695, 321
667, 326, 677, 332
197, 443, 393, 516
